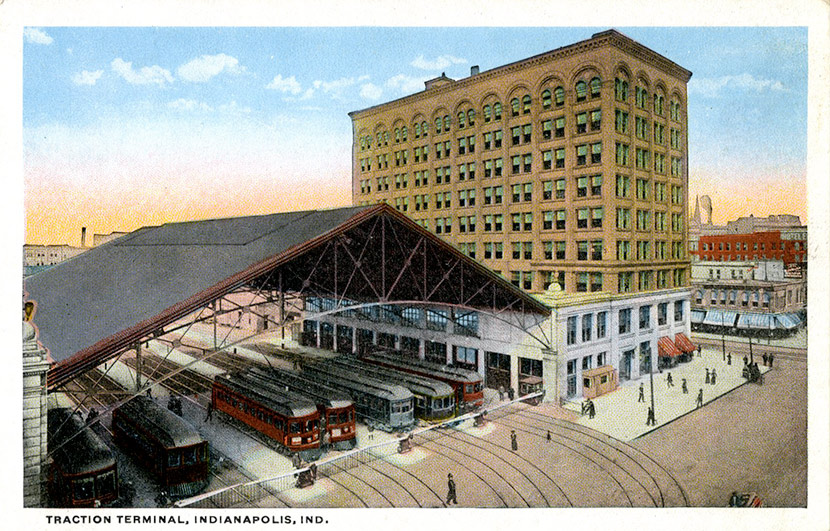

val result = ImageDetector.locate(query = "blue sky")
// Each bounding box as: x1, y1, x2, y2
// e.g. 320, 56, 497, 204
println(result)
22, 26, 808, 245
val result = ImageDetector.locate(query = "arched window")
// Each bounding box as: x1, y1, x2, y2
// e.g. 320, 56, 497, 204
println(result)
443, 115, 450, 131
541, 89, 552, 109
414, 122, 421, 138
483, 104, 492, 122
493, 102, 502, 120
457, 111, 466, 129
434, 117, 442, 132
615, 77, 629, 101
554, 86, 565, 106
467, 109, 475, 125
590, 77, 602, 98
762, 293, 770, 307
510, 97, 520, 116
654, 92, 665, 116
421, 121, 428, 135
575, 81, 588, 102
522, 95, 531, 114
401, 126, 408, 141
394, 128, 401, 142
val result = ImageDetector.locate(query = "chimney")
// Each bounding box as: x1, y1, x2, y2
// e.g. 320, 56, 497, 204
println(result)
81, 227, 87, 248
470, 65, 480, 76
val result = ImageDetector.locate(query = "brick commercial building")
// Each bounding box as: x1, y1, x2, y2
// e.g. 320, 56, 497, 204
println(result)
348, 30, 696, 399
350, 29, 691, 297
694, 231, 807, 271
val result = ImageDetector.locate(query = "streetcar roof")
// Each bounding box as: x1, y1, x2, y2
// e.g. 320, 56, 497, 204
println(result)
47, 407, 116, 474
300, 363, 414, 401
115, 396, 205, 448
367, 351, 483, 383
321, 357, 455, 397
245, 366, 354, 409
217, 372, 318, 418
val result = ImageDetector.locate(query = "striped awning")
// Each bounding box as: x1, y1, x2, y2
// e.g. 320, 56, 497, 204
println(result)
737, 312, 775, 330
674, 332, 696, 353
775, 313, 802, 329
702, 309, 738, 327
691, 310, 706, 324
658, 336, 683, 357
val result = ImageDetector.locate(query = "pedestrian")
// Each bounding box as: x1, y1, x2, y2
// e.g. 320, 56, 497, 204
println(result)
146, 387, 152, 398
638, 383, 645, 402
204, 401, 213, 422
762, 353, 768, 366
646, 406, 656, 426
498, 385, 505, 401
581, 400, 587, 416
696, 389, 703, 408
769, 354, 774, 368
510, 430, 518, 451
727, 352, 732, 365
86, 408, 98, 423
368, 424, 374, 440
711, 368, 717, 385
309, 463, 318, 481
446, 473, 458, 505
697, 345, 702, 357
546, 430, 551, 442
681, 378, 688, 394
587, 398, 596, 419
666, 372, 674, 387
705, 368, 710, 384
507, 387, 515, 401
743, 355, 748, 366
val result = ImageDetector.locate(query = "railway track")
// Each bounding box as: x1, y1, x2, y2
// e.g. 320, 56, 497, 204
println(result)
507, 408, 688, 507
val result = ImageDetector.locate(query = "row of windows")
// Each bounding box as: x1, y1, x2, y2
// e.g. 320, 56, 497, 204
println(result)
566, 301, 684, 346
399, 207, 685, 239
456, 238, 684, 261
359, 140, 682, 178
700, 241, 792, 252
358, 77, 683, 151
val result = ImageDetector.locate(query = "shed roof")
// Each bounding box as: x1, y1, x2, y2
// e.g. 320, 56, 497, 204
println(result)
25, 204, 549, 389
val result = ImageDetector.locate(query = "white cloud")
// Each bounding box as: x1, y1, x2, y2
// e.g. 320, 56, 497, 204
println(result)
360, 83, 383, 100
689, 73, 787, 98
410, 54, 466, 71
111, 58, 174, 86
168, 98, 213, 112
386, 74, 428, 95
177, 53, 245, 83
217, 101, 252, 114
24, 28, 53, 45
72, 70, 103, 86
266, 74, 303, 94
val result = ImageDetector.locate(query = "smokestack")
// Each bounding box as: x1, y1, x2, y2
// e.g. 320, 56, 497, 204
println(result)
470, 65, 480, 76
81, 227, 87, 248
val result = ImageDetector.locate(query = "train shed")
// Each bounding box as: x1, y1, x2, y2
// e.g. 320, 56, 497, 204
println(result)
24, 203, 554, 396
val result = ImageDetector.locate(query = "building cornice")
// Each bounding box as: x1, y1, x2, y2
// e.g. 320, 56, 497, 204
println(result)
349, 29, 692, 121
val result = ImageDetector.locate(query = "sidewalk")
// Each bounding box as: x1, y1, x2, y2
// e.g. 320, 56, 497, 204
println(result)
562, 345, 771, 441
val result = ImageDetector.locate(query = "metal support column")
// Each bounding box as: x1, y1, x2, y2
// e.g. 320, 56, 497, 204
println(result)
135, 341, 142, 392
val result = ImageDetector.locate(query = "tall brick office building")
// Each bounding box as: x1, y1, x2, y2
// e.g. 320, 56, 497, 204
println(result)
348, 30, 695, 396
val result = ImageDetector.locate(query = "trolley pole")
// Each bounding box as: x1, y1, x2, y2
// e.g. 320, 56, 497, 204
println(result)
135, 341, 142, 392
213, 300, 218, 350
649, 350, 655, 420
721, 314, 726, 361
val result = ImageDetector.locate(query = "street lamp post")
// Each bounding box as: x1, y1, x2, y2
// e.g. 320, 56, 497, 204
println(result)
649, 348, 655, 421
721, 311, 726, 361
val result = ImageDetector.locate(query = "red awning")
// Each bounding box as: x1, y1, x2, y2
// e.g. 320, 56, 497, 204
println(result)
674, 333, 696, 353
658, 336, 683, 357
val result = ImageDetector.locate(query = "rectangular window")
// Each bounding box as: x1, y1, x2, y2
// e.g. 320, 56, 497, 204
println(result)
657, 302, 668, 326
615, 109, 629, 133
616, 174, 630, 197
567, 316, 578, 345
619, 308, 631, 334
596, 312, 607, 338
582, 314, 593, 342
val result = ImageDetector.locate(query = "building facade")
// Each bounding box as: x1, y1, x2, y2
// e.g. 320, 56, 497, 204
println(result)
694, 231, 808, 271
350, 29, 692, 297
347, 30, 695, 402
690, 260, 806, 337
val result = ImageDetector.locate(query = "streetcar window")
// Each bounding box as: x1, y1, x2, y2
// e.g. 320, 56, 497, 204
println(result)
466, 384, 473, 394
168, 452, 181, 468
275, 419, 284, 430
96, 471, 116, 496
183, 447, 197, 466
201, 444, 209, 462
329, 413, 338, 425
416, 397, 425, 409
290, 422, 302, 433
73, 477, 94, 500
339, 412, 348, 424
306, 420, 316, 431
350, 411, 355, 421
